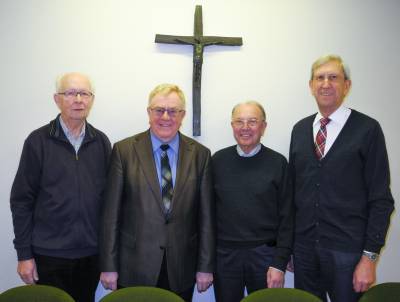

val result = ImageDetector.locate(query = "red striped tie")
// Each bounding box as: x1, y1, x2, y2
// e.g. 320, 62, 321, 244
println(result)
315, 117, 330, 160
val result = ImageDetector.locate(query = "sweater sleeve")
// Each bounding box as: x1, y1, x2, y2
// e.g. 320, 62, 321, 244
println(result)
271, 158, 294, 271
10, 136, 42, 260
362, 122, 394, 253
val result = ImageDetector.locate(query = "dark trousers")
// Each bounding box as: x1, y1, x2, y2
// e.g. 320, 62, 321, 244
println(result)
35, 253, 99, 302
214, 244, 275, 302
293, 242, 362, 302
156, 252, 194, 302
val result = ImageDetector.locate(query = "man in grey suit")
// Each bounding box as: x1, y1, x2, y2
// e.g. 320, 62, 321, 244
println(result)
99, 83, 215, 301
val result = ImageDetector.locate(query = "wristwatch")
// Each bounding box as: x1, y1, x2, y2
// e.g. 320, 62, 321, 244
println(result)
363, 250, 379, 262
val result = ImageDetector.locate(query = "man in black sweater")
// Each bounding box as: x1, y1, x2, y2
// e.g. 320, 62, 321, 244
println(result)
212, 101, 293, 302
289, 55, 394, 302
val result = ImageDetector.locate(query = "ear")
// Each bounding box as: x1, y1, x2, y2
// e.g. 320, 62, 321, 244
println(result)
309, 79, 314, 95
344, 79, 352, 96
261, 121, 267, 136
54, 94, 62, 109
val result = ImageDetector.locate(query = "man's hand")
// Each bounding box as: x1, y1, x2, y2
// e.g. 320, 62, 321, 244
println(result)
100, 272, 119, 291
17, 259, 38, 284
267, 267, 285, 288
196, 272, 213, 293
353, 255, 377, 293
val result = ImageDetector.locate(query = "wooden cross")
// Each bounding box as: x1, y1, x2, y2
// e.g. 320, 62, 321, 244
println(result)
155, 5, 243, 136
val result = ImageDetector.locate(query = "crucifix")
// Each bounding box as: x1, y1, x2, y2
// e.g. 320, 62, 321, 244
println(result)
155, 5, 243, 136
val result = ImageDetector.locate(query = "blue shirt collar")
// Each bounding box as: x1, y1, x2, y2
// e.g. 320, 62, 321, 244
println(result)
59, 116, 85, 140
150, 130, 180, 154
236, 143, 262, 157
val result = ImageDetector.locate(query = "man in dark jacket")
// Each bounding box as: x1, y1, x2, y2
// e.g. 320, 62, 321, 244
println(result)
289, 55, 394, 302
10, 72, 111, 302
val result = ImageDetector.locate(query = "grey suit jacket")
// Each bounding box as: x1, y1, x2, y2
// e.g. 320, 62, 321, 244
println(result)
99, 130, 215, 292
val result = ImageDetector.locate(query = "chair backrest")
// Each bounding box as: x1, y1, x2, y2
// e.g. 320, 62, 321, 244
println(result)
99, 286, 185, 302
358, 282, 400, 302
0, 284, 75, 302
240, 288, 323, 302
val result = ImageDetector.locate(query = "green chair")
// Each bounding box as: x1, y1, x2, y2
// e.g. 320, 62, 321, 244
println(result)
99, 286, 185, 302
0, 284, 75, 302
240, 288, 323, 302
359, 282, 400, 302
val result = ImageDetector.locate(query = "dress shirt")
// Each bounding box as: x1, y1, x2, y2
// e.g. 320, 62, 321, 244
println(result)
236, 143, 262, 157
150, 131, 179, 188
59, 116, 85, 154
313, 105, 351, 157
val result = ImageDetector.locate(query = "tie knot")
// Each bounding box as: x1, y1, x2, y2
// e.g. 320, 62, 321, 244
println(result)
320, 117, 330, 127
160, 144, 170, 151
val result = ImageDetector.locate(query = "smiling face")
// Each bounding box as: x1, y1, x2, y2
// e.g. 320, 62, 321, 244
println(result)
54, 73, 94, 124
147, 92, 186, 142
309, 60, 351, 117
231, 103, 267, 154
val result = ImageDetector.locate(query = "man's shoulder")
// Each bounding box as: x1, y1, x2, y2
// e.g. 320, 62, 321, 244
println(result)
212, 145, 235, 160
114, 131, 148, 147
261, 145, 288, 163
86, 122, 110, 143
292, 113, 316, 130
179, 132, 211, 154
25, 120, 54, 142
348, 109, 380, 128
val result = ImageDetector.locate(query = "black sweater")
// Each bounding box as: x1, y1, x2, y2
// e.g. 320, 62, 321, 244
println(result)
212, 145, 294, 271
289, 110, 394, 253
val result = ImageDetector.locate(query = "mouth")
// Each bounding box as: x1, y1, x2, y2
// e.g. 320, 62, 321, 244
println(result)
158, 123, 172, 128
239, 133, 252, 138
319, 90, 333, 96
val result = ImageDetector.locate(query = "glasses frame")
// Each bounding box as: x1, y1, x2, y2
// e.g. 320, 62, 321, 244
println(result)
57, 90, 94, 99
231, 118, 265, 128
149, 107, 185, 118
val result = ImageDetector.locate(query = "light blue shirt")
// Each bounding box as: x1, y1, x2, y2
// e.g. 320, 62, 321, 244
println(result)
150, 131, 179, 188
59, 116, 85, 154
236, 143, 262, 157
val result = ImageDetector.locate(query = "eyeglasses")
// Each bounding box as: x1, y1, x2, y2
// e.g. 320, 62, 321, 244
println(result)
232, 118, 264, 128
58, 90, 94, 99
313, 73, 344, 83
149, 107, 185, 118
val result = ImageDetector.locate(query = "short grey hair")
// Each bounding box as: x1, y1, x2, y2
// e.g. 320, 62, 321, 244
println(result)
310, 54, 351, 80
231, 100, 266, 121
55, 72, 94, 93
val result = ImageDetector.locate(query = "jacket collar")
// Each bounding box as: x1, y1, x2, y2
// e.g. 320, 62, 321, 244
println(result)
49, 114, 97, 142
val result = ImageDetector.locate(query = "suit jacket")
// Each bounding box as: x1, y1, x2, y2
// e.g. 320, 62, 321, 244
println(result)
99, 130, 215, 292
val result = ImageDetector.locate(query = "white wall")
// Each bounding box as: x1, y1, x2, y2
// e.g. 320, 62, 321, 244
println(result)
0, 0, 399, 298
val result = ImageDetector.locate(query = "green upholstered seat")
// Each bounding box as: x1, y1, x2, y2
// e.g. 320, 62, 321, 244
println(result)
0, 284, 75, 302
99, 286, 185, 302
240, 288, 323, 302
359, 282, 400, 302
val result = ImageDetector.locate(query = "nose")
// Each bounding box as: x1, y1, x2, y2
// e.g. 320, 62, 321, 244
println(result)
75, 94, 83, 102
161, 110, 170, 119
321, 77, 330, 87
242, 121, 251, 129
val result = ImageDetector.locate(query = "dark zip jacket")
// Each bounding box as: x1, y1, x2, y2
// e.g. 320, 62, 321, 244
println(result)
10, 115, 111, 260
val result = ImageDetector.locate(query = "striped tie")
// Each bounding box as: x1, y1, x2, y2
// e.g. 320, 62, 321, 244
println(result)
160, 144, 173, 213
315, 117, 330, 160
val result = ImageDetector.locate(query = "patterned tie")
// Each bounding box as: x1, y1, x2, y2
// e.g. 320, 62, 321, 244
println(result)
315, 117, 331, 160
160, 144, 173, 213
